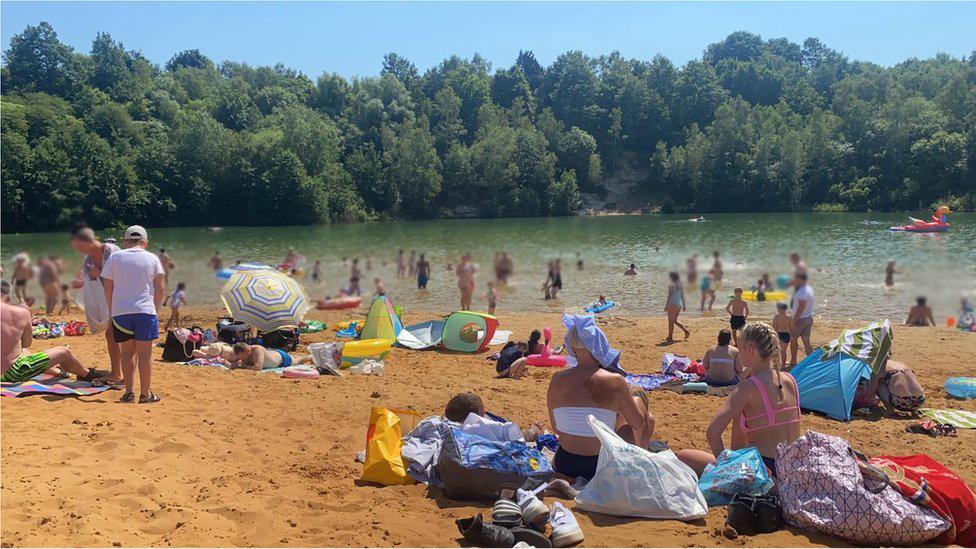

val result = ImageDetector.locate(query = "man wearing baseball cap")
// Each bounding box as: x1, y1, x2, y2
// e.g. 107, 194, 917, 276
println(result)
101, 225, 165, 403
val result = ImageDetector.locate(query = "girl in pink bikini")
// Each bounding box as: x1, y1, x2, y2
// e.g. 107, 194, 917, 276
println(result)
699, 322, 802, 478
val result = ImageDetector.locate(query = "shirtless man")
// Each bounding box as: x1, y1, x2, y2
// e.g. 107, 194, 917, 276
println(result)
395, 249, 406, 278
158, 249, 173, 286
711, 251, 724, 287
228, 342, 312, 371
456, 253, 477, 310
789, 252, 808, 283
906, 296, 935, 327
209, 251, 223, 271
10, 254, 33, 304
37, 255, 62, 313
1, 302, 106, 383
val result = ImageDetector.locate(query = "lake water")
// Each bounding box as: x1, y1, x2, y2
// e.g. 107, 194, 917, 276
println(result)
3, 213, 974, 322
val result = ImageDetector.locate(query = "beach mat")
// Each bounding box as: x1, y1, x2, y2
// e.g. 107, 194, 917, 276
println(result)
625, 373, 675, 391
1, 374, 113, 398
920, 408, 976, 429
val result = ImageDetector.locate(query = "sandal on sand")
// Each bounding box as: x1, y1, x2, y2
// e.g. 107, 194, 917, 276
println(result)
138, 392, 161, 404
79, 369, 108, 383
119, 392, 136, 403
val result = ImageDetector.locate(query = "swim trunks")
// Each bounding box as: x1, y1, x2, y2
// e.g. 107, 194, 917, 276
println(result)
14, 279, 26, 287
112, 313, 159, 342
2, 351, 51, 383
777, 331, 791, 344
730, 315, 746, 330
417, 274, 428, 289
273, 348, 292, 368
553, 446, 599, 481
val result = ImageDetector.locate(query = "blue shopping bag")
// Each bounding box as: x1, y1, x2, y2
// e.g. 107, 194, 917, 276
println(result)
698, 447, 774, 506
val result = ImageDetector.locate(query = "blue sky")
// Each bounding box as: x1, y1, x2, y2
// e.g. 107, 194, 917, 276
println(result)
2, 2, 974, 78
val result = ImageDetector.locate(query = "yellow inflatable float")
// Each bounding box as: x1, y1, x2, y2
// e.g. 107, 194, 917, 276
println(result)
341, 338, 392, 367
738, 290, 788, 302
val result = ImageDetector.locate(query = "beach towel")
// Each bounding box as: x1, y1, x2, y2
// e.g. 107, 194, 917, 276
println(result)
822, 319, 893, 373
562, 314, 627, 374
919, 409, 976, 429
180, 358, 230, 370
625, 373, 675, 391
1, 374, 113, 398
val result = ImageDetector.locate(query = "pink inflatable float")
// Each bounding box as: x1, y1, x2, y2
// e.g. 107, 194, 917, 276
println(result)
526, 327, 567, 367
282, 366, 320, 379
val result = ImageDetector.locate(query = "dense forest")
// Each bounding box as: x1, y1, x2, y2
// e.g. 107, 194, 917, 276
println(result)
2, 23, 974, 232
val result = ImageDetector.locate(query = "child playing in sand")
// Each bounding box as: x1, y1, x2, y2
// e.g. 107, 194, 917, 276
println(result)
725, 288, 749, 346
771, 302, 793, 368
162, 282, 187, 332
485, 281, 498, 314
58, 284, 72, 315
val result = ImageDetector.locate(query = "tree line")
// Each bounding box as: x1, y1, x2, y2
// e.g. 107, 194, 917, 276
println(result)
2, 23, 974, 232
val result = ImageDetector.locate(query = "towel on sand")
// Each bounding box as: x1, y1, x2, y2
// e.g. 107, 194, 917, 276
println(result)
920, 409, 976, 429
1, 374, 113, 398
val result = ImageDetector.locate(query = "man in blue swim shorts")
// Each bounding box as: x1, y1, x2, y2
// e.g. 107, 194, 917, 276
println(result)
102, 225, 166, 404
229, 342, 313, 371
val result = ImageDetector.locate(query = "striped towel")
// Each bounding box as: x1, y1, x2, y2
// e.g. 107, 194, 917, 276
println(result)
920, 408, 976, 429
1, 374, 113, 398
822, 319, 893, 373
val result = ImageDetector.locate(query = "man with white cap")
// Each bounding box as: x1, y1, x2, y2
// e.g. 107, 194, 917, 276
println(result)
101, 225, 165, 403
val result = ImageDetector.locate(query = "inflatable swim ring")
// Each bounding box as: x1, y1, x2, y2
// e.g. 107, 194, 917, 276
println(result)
945, 377, 976, 399
282, 366, 320, 379
316, 296, 362, 310
889, 222, 950, 233
342, 338, 392, 364
584, 300, 616, 314
738, 290, 787, 302
526, 327, 567, 367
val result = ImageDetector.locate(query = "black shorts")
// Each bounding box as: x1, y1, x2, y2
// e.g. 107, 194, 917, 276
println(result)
730, 315, 746, 330
553, 446, 599, 481
778, 331, 791, 344
14, 279, 26, 287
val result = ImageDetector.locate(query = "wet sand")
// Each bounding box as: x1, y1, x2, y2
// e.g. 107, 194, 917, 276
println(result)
2, 306, 974, 547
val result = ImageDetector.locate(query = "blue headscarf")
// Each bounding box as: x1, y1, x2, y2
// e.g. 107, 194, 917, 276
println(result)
562, 314, 628, 375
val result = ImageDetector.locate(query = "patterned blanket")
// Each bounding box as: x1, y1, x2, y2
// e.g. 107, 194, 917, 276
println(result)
1, 374, 113, 398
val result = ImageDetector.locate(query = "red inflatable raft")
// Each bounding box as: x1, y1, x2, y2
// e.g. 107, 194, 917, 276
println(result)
316, 296, 362, 310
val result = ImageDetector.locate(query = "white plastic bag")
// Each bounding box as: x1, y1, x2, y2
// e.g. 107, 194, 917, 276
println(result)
662, 352, 692, 375
575, 415, 708, 520
309, 342, 342, 375
81, 278, 111, 333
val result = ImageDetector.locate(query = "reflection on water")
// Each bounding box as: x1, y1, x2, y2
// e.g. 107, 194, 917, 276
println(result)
3, 213, 974, 322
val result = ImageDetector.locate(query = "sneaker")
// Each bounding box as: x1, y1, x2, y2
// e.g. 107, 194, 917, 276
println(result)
517, 488, 551, 525
491, 498, 523, 528
549, 502, 584, 547
460, 514, 515, 548
512, 526, 553, 548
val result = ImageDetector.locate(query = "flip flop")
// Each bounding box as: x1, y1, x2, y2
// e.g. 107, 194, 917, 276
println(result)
119, 392, 136, 403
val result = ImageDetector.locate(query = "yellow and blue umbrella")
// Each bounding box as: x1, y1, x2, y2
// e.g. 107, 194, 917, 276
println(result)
220, 269, 310, 332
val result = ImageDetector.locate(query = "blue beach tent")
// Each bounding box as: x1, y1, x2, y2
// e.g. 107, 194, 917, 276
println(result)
791, 349, 872, 421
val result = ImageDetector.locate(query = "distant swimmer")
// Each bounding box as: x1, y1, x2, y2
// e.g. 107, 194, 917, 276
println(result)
624, 263, 637, 276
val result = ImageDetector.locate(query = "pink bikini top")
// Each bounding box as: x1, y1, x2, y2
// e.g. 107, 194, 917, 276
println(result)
739, 373, 801, 435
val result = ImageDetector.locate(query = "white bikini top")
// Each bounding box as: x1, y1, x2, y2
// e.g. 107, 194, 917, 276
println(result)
552, 407, 617, 437
709, 357, 735, 365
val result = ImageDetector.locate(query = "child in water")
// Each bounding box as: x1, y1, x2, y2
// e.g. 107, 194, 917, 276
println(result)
163, 282, 187, 332
884, 260, 899, 287
771, 302, 793, 368
725, 288, 750, 346
311, 260, 322, 284
485, 281, 498, 314
699, 269, 716, 311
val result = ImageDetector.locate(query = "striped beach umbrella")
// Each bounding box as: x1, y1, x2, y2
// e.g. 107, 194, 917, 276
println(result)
220, 269, 310, 332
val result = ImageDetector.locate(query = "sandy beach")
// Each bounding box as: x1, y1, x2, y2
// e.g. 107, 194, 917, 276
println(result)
2, 306, 974, 548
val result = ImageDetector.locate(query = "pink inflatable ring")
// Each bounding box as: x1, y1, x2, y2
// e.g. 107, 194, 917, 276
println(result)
282, 366, 320, 379
526, 327, 568, 367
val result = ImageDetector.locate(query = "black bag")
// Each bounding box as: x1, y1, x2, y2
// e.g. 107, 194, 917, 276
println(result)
436, 425, 552, 501
260, 326, 300, 351
217, 320, 250, 345
161, 330, 201, 362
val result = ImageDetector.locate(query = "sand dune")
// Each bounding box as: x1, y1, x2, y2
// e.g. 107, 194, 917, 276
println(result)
2, 307, 974, 547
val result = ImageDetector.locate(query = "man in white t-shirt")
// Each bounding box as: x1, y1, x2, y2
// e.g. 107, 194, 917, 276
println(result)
102, 225, 165, 403
789, 272, 815, 366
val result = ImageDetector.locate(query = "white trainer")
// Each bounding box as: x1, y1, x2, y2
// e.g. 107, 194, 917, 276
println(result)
517, 487, 551, 525
549, 502, 584, 547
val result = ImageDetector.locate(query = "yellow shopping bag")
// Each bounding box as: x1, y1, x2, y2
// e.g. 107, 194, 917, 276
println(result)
360, 407, 422, 486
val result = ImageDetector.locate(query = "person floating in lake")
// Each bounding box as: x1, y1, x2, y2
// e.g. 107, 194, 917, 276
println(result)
624, 263, 637, 276
311, 260, 322, 284
699, 269, 716, 311
209, 251, 222, 271
884, 260, 899, 288
693, 322, 802, 478
771, 302, 793, 368
906, 296, 935, 326
725, 288, 750, 346
416, 253, 430, 290
665, 272, 691, 341
703, 329, 740, 391
485, 281, 498, 315
162, 282, 187, 332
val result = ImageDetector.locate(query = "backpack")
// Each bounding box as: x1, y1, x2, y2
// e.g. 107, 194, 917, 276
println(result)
260, 326, 300, 351
217, 319, 250, 345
